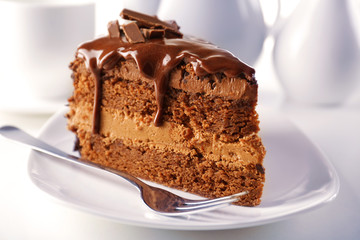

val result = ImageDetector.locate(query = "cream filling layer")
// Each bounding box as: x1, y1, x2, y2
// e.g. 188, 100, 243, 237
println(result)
68, 102, 262, 165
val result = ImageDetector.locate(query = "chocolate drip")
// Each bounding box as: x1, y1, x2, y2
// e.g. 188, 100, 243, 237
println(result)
89, 58, 102, 133
77, 36, 255, 133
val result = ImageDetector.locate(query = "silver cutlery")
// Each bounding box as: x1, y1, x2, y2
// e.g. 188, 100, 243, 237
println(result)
0, 125, 248, 216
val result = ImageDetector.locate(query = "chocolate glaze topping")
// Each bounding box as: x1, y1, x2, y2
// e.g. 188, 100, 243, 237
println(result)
76, 9, 255, 133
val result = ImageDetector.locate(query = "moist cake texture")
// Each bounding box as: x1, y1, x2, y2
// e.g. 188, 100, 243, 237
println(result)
67, 9, 266, 206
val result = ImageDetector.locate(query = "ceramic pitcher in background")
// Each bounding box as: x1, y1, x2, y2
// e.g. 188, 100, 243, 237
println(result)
157, 0, 267, 66
273, 0, 360, 105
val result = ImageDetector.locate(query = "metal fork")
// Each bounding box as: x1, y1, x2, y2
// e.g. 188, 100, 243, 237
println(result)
0, 126, 248, 216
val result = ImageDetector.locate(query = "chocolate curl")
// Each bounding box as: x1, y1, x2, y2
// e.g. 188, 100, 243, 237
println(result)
164, 30, 183, 39
120, 8, 183, 38
141, 28, 165, 39
107, 20, 121, 39
122, 22, 145, 43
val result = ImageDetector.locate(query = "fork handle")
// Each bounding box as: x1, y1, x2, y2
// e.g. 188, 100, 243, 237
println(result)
0, 125, 145, 190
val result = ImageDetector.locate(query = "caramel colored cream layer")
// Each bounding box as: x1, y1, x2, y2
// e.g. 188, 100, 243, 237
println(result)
68, 101, 263, 165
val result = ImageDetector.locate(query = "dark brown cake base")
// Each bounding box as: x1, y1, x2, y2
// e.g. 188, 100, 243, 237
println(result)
73, 129, 264, 206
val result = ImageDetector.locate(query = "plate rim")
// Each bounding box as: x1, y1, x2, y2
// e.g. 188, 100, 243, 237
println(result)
27, 106, 340, 230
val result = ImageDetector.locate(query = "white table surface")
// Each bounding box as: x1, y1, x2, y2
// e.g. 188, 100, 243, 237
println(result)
1, 39, 360, 239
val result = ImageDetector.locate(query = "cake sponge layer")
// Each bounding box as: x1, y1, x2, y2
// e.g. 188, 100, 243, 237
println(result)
70, 128, 264, 206
70, 58, 260, 142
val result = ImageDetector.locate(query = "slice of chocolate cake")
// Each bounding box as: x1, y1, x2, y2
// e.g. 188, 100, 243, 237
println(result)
67, 9, 265, 206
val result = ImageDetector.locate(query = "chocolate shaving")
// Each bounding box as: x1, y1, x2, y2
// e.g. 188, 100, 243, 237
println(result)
164, 20, 180, 31
120, 8, 182, 38
122, 22, 145, 43
107, 20, 121, 39
164, 29, 183, 39
141, 28, 165, 39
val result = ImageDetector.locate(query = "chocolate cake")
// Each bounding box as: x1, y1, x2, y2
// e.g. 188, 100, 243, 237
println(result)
67, 9, 266, 206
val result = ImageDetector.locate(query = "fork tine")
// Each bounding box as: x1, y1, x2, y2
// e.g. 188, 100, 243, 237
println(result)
183, 191, 248, 206
176, 198, 235, 212
175, 191, 249, 212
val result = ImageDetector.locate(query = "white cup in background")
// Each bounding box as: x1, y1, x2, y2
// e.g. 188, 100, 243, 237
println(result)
0, 0, 95, 108
157, 0, 267, 66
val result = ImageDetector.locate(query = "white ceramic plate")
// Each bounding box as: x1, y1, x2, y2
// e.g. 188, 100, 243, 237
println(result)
28, 107, 339, 230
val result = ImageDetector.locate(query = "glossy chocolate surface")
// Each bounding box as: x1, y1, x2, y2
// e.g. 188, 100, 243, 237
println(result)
75, 9, 255, 133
